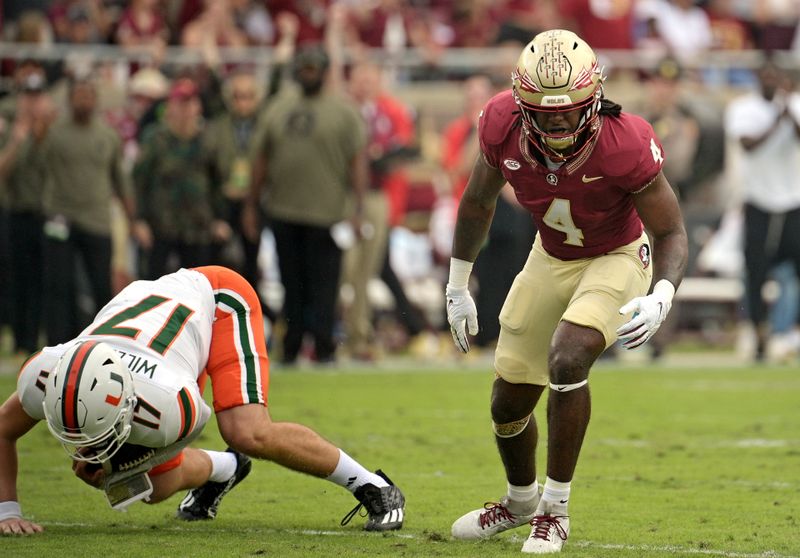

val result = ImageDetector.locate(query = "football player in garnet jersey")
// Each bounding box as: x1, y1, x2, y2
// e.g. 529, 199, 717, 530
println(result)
446, 30, 687, 553
0, 266, 404, 535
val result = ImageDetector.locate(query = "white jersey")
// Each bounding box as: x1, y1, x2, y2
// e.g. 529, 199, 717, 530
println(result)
17, 269, 216, 449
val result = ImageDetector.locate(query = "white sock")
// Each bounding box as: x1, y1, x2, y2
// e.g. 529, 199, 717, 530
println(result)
541, 477, 571, 510
508, 480, 539, 504
325, 449, 389, 493
203, 450, 238, 482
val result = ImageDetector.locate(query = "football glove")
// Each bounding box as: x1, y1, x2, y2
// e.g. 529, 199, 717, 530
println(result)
446, 285, 478, 353
616, 280, 676, 349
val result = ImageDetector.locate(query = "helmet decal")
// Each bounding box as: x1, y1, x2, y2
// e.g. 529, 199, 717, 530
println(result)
43, 341, 137, 464
60, 340, 100, 432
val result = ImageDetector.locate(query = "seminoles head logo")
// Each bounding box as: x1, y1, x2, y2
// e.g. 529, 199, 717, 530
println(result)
639, 243, 651, 269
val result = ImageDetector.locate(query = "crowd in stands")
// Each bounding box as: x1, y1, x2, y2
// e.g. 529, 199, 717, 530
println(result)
0, 0, 799, 365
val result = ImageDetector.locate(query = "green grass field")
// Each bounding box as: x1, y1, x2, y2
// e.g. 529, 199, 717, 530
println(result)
2, 361, 799, 557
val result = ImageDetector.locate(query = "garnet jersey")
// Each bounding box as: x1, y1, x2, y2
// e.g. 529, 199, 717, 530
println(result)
17, 269, 217, 449
479, 90, 664, 260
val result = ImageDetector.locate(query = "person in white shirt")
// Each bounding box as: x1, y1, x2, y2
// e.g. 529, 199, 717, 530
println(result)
724, 59, 800, 360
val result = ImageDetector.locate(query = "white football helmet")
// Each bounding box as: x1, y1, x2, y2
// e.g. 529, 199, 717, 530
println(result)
511, 29, 605, 159
43, 341, 137, 464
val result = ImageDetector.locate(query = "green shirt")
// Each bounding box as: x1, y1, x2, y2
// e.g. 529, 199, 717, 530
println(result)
42, 116, 128, 236
256, 91, 366, 227
0, 129, 50, 214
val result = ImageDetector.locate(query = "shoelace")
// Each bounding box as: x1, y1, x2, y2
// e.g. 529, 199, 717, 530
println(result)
530, 514, 568, 541
478, 502, 515, 528
340, 501, 367, 526
341, 487, 387, 526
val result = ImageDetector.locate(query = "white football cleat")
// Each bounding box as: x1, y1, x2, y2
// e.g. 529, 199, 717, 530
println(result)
521, 510, 570, 554
451, 496, 538, 540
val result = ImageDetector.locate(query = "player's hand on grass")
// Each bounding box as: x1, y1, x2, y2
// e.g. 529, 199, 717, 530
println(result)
0, 517, 43, 535
446, 285, 478, 353
617, 280, 676, 349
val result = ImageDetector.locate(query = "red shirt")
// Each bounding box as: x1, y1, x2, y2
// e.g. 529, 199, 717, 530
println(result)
479, 90, 664, 260
560, 0, 635, 50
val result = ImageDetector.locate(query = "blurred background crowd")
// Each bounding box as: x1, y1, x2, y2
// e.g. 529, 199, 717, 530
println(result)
0, 0, 799, 367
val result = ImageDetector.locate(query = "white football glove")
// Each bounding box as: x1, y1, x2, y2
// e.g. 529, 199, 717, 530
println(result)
616, 280, 676, 350
446, 285, 478, 353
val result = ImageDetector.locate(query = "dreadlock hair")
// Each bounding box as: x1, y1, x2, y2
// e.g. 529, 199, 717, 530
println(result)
599, 97, 622, 117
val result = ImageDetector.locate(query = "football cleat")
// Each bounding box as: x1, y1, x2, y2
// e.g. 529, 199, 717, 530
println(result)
176, 448, 252, 521
451, 495, 539, 540
340, 470, 405, 531
521, 510, 570, 554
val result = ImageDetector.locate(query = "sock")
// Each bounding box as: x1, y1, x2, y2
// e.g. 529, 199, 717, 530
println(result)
203, 450, 238, 482
507, 480, 539, 514
508, 480, 539, 504
541, 477, 571, 511
325, 449, 389, 493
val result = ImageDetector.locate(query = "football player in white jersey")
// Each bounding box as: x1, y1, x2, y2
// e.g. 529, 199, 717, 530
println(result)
0, 266, 405, 535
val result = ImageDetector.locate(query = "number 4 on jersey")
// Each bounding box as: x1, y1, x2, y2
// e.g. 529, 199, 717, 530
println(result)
543, 198, 584, 246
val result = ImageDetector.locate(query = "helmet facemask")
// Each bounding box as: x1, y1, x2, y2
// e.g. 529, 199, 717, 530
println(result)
514, 85, 603, 160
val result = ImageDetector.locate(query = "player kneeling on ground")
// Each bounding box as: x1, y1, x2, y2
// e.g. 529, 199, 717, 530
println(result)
0, 265, 405, 535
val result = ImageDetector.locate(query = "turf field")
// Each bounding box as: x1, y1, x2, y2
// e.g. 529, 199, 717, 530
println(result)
2, 361, 799, 557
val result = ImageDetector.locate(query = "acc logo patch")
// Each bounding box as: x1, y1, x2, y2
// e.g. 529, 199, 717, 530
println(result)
504, 158, 521, 170
638, 243, 651, 269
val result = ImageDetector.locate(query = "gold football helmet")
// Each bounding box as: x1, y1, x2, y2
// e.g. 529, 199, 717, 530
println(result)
511, 29, 605, 159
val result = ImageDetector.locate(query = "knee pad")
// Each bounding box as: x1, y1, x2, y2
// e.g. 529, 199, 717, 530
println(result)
492, 414, 532, 438
549, 379, 588, 393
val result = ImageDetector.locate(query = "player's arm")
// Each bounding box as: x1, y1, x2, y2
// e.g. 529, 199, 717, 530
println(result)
617, 171, 688, 349
447, 153, 506, 353
452, 154, 507, 262
0, 392, 44, 535
633, 170, 688, 290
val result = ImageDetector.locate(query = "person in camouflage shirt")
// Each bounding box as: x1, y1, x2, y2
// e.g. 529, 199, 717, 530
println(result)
132, 78, 230, 280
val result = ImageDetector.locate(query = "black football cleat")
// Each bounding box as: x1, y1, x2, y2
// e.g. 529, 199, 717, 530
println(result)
176, 448, 252, 521
340, 470, 405, 531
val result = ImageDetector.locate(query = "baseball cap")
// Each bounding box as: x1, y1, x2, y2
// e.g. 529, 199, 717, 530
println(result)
129, 68, 169, 99
168, 78, 199, 101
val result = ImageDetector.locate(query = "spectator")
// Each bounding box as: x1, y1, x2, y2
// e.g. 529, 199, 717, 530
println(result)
243, 46, 368, 365
644, 0, 713, 66
754, 0, 799, 50
205, 71, 271, 310
230, 0, 275, 45
0, 69, 56, 356
181, 0, 248, 49
114, 0, 169, 63
561, 0, 637, 50
724, 59, 800, 361
637, 58, 701, 199
270, 0, 330, 45
132, 78, 230, 280
341, 61, 417, 360
441, 74, 537, 349
40, 76, 134, 345
50, 1, 110, 44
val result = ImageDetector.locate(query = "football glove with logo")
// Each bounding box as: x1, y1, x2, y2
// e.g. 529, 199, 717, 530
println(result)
616, 280, 676, 349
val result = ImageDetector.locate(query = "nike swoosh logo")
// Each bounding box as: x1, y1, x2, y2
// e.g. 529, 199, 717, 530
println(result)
581, 174, 603, 183
559, 499, 569, 504
557, 386, 566, 391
